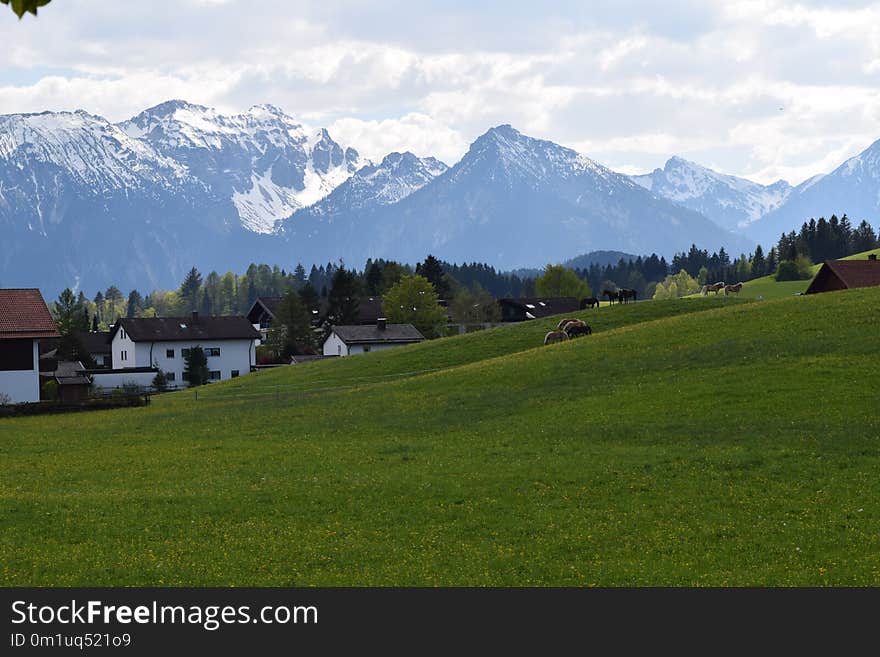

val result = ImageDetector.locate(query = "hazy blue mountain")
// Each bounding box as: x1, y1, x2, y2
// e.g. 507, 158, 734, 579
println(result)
631, 156, 791, 232
746, 139, 880, 246
564, 250, 641, 270
296, 125, 753, 270
2, 105, 760, 294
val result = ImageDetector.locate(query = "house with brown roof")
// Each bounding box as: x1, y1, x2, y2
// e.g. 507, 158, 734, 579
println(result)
0, 289, 60, 403
107, 311, 260, 388
805, 255, 880, 295
323, 319, 424, 357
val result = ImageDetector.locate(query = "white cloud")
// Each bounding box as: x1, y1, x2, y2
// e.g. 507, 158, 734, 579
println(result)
1, 0, 880, 185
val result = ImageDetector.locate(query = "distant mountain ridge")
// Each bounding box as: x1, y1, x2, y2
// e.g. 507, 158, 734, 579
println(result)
630, 156, 792, 232
4, 99, 876, 294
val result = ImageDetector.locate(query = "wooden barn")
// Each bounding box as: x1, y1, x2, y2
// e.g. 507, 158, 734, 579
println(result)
805, 255, 880, 295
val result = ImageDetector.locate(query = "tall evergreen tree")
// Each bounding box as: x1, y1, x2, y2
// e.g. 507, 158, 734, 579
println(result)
327, 267, 361, 325
179, 267, 203, 311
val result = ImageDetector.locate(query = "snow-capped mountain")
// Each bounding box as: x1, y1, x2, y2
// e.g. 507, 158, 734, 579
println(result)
746, 139, 880, 246
631, 156, 792, 232
282, 125, 752, 268
2, 105, 765, 293
120, 101, 361, 234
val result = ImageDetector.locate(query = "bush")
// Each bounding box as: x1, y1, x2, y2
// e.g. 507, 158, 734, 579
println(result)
152, 370, 168, 392
0, 392, 11, 406
42, 380, 59, 401
775, 256, 813, 281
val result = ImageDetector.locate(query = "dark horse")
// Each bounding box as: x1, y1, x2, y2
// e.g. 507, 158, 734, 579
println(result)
565, 323, 592, 338
580, 297, 600, 310
602, 289, 620, 304
619, 288, 638, 304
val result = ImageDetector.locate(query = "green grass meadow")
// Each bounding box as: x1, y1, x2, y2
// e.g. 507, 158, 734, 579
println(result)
1, 290, 879, 586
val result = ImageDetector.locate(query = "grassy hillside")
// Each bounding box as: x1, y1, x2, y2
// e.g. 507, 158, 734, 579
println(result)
738, 247, 880, 299
2, 290, 879, 586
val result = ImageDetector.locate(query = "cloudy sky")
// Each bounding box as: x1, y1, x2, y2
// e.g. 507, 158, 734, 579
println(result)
2, 0, 880, 184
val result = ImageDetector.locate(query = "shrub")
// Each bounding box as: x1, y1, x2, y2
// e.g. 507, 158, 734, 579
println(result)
775, 256, 813, 281
42, 380, 59, 401
152, 370, 168, 392
0, 392, 11, 406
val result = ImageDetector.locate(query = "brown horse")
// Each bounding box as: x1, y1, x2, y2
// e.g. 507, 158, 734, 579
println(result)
602, 289, 620, 304
557, 318, 581, 331
565, 323, 592, 338
724, 282, 743, 295
543, 330, 569, 345
701, 282, 725, 296
619, 288, 637, 303
580, 297, 600, 310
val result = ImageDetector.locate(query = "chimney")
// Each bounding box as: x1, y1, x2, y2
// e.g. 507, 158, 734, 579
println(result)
192, 310, 199, 323
377, 317, 387, 331
869, 254, 877, 261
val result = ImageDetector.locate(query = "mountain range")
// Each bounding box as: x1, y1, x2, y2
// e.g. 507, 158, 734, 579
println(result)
1, 100, 878, 294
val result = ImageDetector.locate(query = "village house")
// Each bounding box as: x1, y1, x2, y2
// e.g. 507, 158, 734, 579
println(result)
498, 297, 580, 322
76, 330, 113, 368
248, 295, 386, 341
0, 288, 60, 404
323, 319, 424, 357
105, 312, 260, 389
805, 254, 880, 295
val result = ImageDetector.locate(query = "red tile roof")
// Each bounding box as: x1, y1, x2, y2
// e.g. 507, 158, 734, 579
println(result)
0, 289, 60, 340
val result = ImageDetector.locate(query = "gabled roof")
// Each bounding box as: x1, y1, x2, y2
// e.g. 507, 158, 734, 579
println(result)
75, 330, 112, 354
110, 315, 260, 342
246, 296, 282, 323
0, 288, 60, 340
498, 297, 580, 318
330, 324, 425, 345
806, 259, 880, 294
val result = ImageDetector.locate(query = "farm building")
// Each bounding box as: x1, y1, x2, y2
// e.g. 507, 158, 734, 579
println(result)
39, 360, 92, 402
0, 288, 60, 403
498, 297, 580, 322
247, 295, 385, 341
805, 255, 880, 295
323, 319, 424, 357
107, 312, 260, 388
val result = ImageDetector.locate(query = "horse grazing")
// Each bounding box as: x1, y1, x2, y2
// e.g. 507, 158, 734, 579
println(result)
559, 319, 587, 333
724, 282, 743, 295
557, 318, 582, 331
543, 330, 569, 346
565, 323, 592, 338
702, 282, 725, 296
602, 289, 620, 304
619, 288, 637, 304
580, 297, 600, 310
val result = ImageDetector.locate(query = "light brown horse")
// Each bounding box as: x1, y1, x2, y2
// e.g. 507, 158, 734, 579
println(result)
557, 318, 582, 331
702, 282, 725, 296
724, 282, 743, 295
543, 330, 569, 345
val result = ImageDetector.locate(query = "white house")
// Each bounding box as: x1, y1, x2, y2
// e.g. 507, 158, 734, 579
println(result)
107, 312, 260, 389
0, 289, 60, 403
323, 319, 424, 357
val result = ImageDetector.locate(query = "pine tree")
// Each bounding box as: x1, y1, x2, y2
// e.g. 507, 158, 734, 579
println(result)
126, 290, 143, 318
327, 267, 361, 325
179, 267, 203, 311
183, 346, 209, 387
416, 254, 451, 299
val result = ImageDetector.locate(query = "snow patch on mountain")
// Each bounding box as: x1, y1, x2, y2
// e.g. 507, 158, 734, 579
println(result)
631, 156, 791, 230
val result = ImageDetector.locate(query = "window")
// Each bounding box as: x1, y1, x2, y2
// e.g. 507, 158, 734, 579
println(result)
121, 350, 128, 361
166, 349, 175, 358
231, 370, 240, 378
120, 328, 126, 339
205, 348, 221, 357
181, 348, 190, 358
337, 345, 342, 356
166, 372, 176, 382
209, 370, 221, 381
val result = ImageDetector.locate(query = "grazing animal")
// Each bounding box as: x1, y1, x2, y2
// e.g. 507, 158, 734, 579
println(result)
543, 330, 569, 346
619, 288, 637, 304
557, 318, 581, 331
559, 319, 587, 333
602, 289, 620, 304
724, 282, 743, 295
580, 297, 600, 310
702, 282, 725, 296
565, 323, 592, 338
